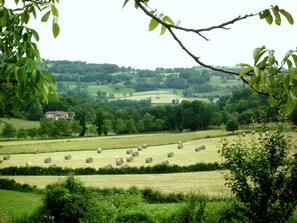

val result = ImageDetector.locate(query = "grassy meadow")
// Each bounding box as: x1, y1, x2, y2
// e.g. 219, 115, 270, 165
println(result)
0, 189, 42, 223
0, 118, 40, 132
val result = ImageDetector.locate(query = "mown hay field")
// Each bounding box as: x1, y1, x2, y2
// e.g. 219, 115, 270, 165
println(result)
0, 129, 226, 154
2, 171, 228, 195
1, 130, 296, 195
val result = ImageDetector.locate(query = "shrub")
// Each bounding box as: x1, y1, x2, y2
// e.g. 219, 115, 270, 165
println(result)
219, 123, 297, 223
115, 210, 154, 223
0, 178, 37, 192
42, 176, 93, 223
169, 193, 207, 223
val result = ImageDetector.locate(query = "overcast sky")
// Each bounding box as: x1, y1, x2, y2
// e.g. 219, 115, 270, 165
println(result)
28, 1, 297, 69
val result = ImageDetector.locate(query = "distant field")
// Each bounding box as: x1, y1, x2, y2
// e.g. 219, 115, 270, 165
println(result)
0, 118, 39, 132
59, 75, 240, 104
209, 76, 241, 87
111, 89, 192, 104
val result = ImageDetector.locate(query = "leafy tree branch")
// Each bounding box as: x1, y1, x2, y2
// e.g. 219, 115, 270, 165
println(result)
124, 0, 297, 115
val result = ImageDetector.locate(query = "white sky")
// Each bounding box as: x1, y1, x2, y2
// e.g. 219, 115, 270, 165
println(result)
27, 0, 297, 69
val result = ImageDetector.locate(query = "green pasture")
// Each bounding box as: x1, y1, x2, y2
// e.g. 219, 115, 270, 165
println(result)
112, 89, 192, 104
60, 81, 135, 96
0, 118, 39, 132
0, 189, 41, 223
208, 76, 241, 87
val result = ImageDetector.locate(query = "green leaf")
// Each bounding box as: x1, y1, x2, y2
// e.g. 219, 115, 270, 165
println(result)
253, 66, 261, 76
22, 11, 30, 24
149, 18, 159, 31
259, 9, 271, 19
249, 75, 258, 87
31, 29, 39, 42
236, 63, 251, 67
253, 46, 267, 65
283, 74, 290, 91
52, 22, 60, 38
160, 25, 166, 35
257, 56, 269, 68
14, 0, 19, 4
266, 14, 273, 25
51, 5, 59, 17
289, 70, 297, 80
291, 54, 297, 68
41, 11, 51, 23
285, 91, 296, 116
239, 66, 254, 77
162, 15, 175, 26
279, 9, 294, 25
287, 59, 292, 69
122, 0, 129, 8
272, 5, 281, 25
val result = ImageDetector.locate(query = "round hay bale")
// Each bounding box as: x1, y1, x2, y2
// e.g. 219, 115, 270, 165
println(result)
142, 144, 147, 149
64, 154, 72, 160
49, 164, 57, 168
177, 143, 183, 149
32, 149, 39, 154
126, 157, 134, 162
116, 158, 124, 166
103, 164, 113, 169
242, 133, 246, 137
132, 151, 139, 157
126, 149, 133, 155
44, 157, 52, 164
26, 162, 32, 167
145, 157, 153, 163
137, 146, 143, 151
200, 145, 206, 150
97, 148, 103, 153
167, 152, 174, 158
161, 160, 169, 166
3, 155, 10, 161
121, 164, 129, 169
195, 147, 201, 152
85, 157, 93, 163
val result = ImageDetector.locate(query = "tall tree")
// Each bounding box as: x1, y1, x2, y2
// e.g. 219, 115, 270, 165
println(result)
1, 123, 17, 140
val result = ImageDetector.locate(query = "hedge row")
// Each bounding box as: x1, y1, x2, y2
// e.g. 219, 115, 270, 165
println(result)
0, 178, 39, 193
0, 162, 223, 176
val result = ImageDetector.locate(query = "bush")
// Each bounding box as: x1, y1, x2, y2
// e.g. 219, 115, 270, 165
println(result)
219, 123, 297, 223
42, 176, 93, 223
169, 194, 207, 223
115, 210, 154, 223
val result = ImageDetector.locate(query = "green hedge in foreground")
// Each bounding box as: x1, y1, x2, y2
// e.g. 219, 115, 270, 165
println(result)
0, 162, 223, 176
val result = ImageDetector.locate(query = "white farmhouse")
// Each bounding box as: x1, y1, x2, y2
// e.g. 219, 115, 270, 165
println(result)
45, 111, 75, 120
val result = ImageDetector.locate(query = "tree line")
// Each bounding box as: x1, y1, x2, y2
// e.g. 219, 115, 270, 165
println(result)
3, 85, 294, 139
